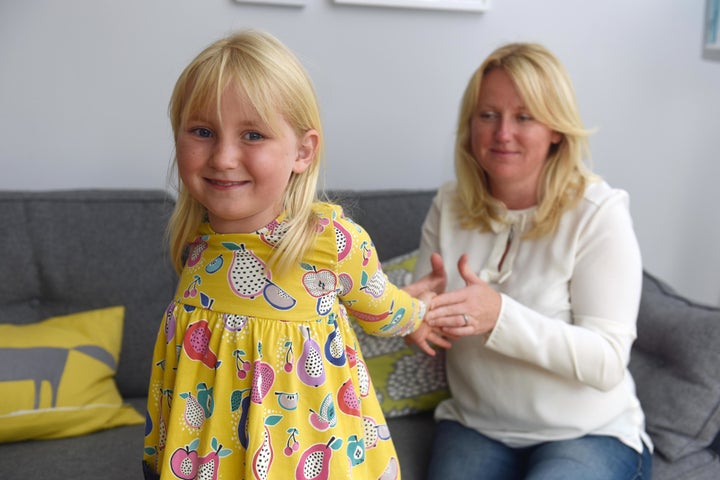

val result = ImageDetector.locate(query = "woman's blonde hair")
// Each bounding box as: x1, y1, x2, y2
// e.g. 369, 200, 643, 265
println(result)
454, 42, 595, 237
167, 30, 324, 273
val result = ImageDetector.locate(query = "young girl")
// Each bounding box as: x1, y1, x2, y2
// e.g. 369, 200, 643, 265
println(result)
142, 30, 445, 480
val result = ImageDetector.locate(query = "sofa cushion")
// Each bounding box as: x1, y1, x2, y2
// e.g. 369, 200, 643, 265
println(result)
0, 190, 178, 399
352, 250, 449, 417
629, 272, 720, 462
0, 307, 144, 443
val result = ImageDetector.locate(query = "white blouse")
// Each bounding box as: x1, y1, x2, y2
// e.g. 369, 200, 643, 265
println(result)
413, 180, 652, 453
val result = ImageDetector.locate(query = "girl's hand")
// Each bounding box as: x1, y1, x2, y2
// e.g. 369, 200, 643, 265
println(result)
404, 320, 453, 356
424, 254, 501, 337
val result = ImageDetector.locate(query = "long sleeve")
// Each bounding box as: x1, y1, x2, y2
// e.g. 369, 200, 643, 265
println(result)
334, 210, 424, 337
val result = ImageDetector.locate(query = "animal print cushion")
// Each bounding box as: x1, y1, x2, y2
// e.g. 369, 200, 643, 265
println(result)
351, 250, 449, 418
0, 306, 144, 442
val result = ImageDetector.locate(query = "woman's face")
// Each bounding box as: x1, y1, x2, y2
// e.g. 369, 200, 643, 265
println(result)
470, 68, 561, 207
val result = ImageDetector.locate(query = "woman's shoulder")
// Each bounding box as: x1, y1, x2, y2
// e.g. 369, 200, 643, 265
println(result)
582, 179, 630, 208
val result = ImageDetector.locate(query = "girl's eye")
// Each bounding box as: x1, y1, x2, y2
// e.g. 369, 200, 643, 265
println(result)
244, 131, 264, 141
191, 127, 213, 138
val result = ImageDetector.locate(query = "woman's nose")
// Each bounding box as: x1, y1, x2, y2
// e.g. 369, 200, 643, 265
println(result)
494, 117, 513, 141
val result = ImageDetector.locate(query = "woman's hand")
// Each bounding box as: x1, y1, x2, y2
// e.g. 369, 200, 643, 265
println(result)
402, 252, 447, 297
424, 254, 501, 337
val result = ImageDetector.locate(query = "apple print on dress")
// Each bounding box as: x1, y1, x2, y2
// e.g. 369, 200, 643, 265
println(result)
346, 434, 365, 467
295, 436, 343, 480
275, 391, 299, 410
257, 219, 290, 247
186, 236, 209, 268
170, 437, 231, 480
308, 392, 337, 431
301, 263, 338, 316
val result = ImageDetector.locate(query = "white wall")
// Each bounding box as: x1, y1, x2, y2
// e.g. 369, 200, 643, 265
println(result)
2, 0, 719, 306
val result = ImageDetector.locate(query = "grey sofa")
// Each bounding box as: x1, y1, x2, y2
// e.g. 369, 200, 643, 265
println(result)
1, 189, 719, 480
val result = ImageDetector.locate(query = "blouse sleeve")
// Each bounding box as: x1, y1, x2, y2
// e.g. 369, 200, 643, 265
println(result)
334, 212, 425, 337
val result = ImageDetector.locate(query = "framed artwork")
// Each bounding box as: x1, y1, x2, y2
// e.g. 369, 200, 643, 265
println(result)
234, 0, 305, 6
334, 0, 489, 13
705, 0, 720, 60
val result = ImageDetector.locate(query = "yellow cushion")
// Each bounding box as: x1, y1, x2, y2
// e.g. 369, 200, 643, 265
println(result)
353, 250, 449, 417
0, 306, 144, 442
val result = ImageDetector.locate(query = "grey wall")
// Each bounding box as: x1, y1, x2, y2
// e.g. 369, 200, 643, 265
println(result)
1, 0, 719, 306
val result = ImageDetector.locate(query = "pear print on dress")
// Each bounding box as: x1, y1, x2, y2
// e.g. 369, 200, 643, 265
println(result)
230, 388, 251, 449
183, 320, 219, 369
298, 325, 325, 387
337, 378, 361, 417
323, 314, 346, 367
223, 242, 268, 298
252, 415, 282, 480
295, 436, 343, 480
223, 241, 297, 310
251, 341, 275, 404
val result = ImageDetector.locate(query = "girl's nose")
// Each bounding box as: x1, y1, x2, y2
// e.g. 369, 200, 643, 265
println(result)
209, 139, 240, 169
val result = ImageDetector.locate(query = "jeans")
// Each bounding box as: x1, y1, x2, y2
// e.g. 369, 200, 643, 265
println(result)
427, 420, 652, 480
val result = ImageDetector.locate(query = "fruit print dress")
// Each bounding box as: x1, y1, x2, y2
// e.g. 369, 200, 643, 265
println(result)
143, 203, 424, 480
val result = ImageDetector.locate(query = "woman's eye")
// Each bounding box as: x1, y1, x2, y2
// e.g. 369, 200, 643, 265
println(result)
478, 111, 498, 121
517, 114, 533, 122
244, 131, 264, 141
191, 127, 213, 138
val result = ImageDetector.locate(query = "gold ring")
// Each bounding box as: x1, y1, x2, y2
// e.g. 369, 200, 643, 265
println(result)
463, 314, 469, 326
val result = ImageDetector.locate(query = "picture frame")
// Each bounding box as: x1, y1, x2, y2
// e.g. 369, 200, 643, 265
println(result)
705, 0, 720, 60
233, 0, 305, 7
334, 0, 489, 13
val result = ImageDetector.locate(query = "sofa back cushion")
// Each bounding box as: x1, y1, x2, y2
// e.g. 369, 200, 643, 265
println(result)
0, 190, 178, 398
629, 271, 720, 462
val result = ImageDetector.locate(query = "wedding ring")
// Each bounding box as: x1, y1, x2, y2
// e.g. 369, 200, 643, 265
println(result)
463, 314, 470, 326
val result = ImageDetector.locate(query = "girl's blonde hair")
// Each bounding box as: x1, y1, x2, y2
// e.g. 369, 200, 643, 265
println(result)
167, 30, 324, 273
454, 42, 595, 237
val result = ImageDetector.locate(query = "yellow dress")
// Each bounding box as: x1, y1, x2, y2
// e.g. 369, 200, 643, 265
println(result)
143, 203, 423, 480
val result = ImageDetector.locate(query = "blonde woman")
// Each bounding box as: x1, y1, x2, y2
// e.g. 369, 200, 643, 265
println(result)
415, 43, 652, 479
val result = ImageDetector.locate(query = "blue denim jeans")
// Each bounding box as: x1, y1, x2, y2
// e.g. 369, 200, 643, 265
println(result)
427, 420, 652, 480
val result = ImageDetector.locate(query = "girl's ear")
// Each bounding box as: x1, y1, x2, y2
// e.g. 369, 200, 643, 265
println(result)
293, 129, 319, 174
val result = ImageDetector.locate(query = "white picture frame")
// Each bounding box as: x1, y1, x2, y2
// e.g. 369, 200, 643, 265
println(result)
705, 0, 720, 60
334, 0, 489, 13
234, 0, 305, 6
